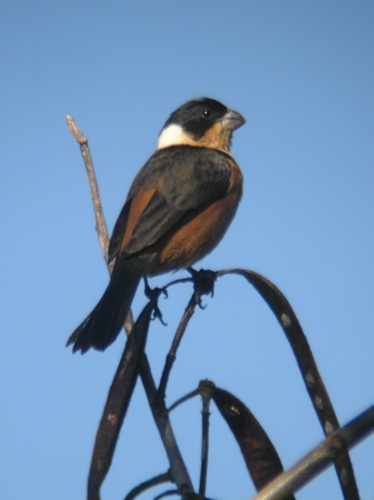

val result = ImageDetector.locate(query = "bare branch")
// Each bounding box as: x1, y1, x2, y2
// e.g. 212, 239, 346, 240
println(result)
168, 389, 200, 413
158, 291, 198, 398
66, 115, 110, 264
87, 302, 153, 498
124, 470, 173, 500
253, 405, 374, 499
158, 269, 216, 399
67, 117, 194, 495
198, 381, 215, 497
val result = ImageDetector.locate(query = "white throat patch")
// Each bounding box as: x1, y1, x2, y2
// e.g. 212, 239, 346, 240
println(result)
157, 124, 193, 150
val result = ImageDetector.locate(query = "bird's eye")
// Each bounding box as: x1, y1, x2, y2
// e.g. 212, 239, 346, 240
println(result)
201, 109, 213, 120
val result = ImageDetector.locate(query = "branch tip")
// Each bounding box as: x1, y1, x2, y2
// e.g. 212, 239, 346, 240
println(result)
66, 114, 88, 144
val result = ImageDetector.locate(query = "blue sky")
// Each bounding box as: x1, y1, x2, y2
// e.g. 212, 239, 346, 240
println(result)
1, 1, 373, 499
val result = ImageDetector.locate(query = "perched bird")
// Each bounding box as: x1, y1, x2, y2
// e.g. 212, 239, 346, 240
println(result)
67, 97, 245, 353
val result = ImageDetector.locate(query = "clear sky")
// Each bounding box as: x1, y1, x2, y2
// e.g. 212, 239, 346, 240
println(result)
1, 1, 373, 499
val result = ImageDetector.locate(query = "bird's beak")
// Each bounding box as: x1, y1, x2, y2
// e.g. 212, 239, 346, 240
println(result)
222, 109, 246, 131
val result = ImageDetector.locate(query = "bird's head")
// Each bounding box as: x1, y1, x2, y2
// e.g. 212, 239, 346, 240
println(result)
157, 97, 245, 154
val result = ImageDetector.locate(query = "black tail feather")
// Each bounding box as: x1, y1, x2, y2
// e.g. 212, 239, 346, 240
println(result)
67, 261, 141, 354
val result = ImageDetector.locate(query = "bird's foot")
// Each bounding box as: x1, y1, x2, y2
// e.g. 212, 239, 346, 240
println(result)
144, 277, 168, 325
187, 267, 217, 308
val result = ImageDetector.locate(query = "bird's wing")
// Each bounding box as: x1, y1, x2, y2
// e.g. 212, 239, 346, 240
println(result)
109, 147, 233, 258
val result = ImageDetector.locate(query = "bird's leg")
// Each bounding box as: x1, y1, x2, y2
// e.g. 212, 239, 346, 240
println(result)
143, 277, 168, 325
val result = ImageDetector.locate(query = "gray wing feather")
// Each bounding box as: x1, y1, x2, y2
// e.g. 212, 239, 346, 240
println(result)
112, 147, 232, 256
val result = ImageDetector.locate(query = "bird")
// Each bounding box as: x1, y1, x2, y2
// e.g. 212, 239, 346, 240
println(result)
67, 97, 245, 353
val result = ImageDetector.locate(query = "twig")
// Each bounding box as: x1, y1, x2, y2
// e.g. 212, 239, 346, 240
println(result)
168, 389, 200, 413
66, 115, 110, 264
67, 116, 194, 495
198, 381, 214, 497
124, 469, 173, 500
253, 405, 374, 499
158, 269, 216, 399
88, 302, 154, 499
158, 291, 199, 398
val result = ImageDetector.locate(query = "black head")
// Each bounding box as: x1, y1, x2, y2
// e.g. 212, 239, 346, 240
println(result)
165, 98, 230, 138
158, 97, 245, 152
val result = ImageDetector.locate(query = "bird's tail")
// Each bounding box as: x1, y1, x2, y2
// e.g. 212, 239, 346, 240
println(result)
66, 260, 141, 354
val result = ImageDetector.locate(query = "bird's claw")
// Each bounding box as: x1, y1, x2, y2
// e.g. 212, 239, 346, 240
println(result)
144, 278, 168, 325
187, 268, 217, 308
